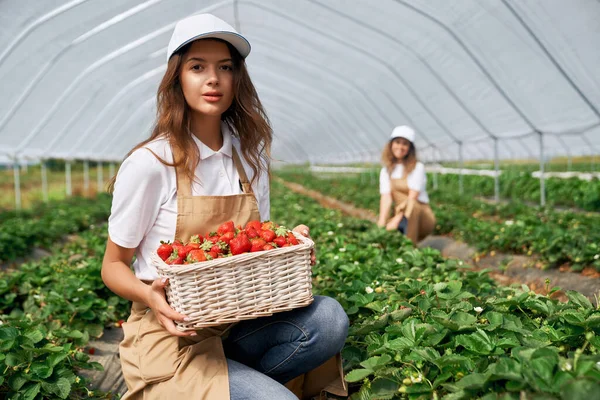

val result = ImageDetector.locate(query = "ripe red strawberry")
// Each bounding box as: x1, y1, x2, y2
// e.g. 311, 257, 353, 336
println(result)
245, 220, 262, 232
281, 243, 292, 247
273, 236, 287, 248
207, 250, 219, 259
166, 249, 184, 265
261, 221, 275, 230
187, 249, 208, 263
263, 244, 275, 251
157, 241, 173, 261
206, 234, 220, 244
219, 231, 235, 245
88, 347, 96, 355
178, 245, 194, 259
246, 227, 259, 238
230, 233, 251, 255
217, 221, 236, 235
287, 232, 299, 245
189, 234, 204, 244
211, 241, 227, 254
260, 229, 276, 242
117, 319, 125, 328
250, 238, 267, 252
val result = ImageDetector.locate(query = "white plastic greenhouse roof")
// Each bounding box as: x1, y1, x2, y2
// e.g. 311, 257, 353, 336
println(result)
1, 0, 599, 165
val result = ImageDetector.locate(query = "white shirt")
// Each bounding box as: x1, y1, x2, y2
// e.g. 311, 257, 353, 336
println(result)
108, 124, 270, 280
379, 162, 429, 203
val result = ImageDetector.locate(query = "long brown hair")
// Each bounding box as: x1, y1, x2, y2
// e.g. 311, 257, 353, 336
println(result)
108, 39, 272, 193
381, 139, 417, 177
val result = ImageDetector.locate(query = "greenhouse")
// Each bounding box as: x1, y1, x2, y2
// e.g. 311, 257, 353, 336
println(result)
0, 1, 599, 399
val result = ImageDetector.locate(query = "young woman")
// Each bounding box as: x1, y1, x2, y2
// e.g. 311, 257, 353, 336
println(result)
377, 125, 436, 243
102, 14, 348, 400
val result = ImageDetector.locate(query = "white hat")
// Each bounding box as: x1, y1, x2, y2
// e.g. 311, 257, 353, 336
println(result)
167, 14, 251, 62
390, 125, 415, 143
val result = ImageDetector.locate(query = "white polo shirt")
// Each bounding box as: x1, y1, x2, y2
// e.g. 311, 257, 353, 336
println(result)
108, 123, 270, 280
379, 162, 430, 204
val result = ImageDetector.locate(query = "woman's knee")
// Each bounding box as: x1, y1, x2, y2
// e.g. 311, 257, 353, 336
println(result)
311, 296, 349, 351
228, 359, 297, 400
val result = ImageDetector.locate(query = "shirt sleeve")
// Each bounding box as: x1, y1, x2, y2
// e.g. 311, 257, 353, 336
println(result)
379, 167, 391, 195
407, 163, 426, 192
108, 148, 167, 249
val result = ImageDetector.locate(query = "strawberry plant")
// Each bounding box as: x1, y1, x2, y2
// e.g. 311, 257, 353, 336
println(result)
270, 179, 600, 399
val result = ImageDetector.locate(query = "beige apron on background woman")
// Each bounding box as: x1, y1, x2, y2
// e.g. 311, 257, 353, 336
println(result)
119, 147, 346, 400
390, 176, 436, 243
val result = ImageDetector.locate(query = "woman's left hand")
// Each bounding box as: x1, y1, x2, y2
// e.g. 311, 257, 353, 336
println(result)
386, 213, 403, 231
293, 224, 316, 265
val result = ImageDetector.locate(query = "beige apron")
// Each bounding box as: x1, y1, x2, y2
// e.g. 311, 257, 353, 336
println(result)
391, 176, 436, 243
119, 146, 346, 400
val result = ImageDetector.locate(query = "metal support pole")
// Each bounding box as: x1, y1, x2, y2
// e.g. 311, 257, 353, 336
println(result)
494, 138, 500, 202
83, 160, 89, 195
109, 162, 115, 179
458, 142, 464, 195
539, 133, 546, 207
13, 159, 21, 210
97, 161, 104, 192
65, 161, 72, 197
41, 160, 48, 202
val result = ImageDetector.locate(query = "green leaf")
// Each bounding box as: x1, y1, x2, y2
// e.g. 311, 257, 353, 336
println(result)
23, 329, 44, 344
22, 382, 42, 400
565, 290, 593, 310
5, 352, 23, 366
54, 377, 72, 399
560, 310, 586, 326
390, 308, 412, 322
8, 373, 28, 391
47, 352, 69, 367
345, 368, 372, 382
455, 329, 495, 355
585, 313, 600, 329
455, 371, 491, 390
451, 312, 477, 329
559, 378, 600, 400
0, 326, 19, 341
490, 358, 522, 381
67, 330, 84, 339
85, 324, 104, 338
360, 354, 391, 370
30, 362, 53, 379
370, 378, 398, 397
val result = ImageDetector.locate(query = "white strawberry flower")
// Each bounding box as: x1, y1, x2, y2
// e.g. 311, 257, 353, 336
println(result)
474, 307, 483, 313
396, 258, 404, 264
365, 286, 374, 294
594, 254, 599, 260
78, 288, 84, 292
339, 248, 346, 252
410, 374, 423, 383
327, 231, 334, 236
505, 220, 514, 226
333, 255, 339, 260
337, 223, 344, 228
354, 261, 360, 265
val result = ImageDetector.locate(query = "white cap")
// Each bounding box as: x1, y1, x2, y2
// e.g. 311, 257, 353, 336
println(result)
167, 14, 251, 62
390, 125, 415, 143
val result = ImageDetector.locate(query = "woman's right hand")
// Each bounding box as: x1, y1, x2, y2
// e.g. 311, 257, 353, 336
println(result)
146, 278, 197, 337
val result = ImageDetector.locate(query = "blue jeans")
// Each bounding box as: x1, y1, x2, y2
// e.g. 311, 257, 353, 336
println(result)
224, 295, 349, 400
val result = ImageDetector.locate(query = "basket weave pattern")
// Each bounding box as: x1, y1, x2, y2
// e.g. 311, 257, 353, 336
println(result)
152, 231, 314, 330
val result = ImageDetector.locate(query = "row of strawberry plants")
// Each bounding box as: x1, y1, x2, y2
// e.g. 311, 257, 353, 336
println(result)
270, 179, 600, 399
276, 170, 600, 272
429, 172, 600, 212
0, 194, 112, 263
0, 224, 130, 399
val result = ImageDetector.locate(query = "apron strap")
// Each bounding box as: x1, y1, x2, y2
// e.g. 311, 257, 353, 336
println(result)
172, 144, 193, 198
232, 147, 253, 194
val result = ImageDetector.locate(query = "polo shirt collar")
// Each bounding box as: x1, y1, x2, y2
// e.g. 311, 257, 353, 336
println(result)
190, 122, 233, 160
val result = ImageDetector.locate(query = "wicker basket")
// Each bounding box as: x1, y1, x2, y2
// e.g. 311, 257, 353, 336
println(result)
151, 231, 314, 331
